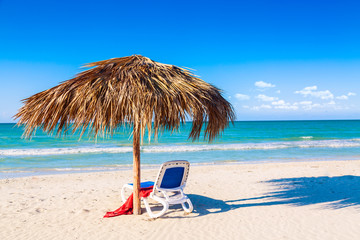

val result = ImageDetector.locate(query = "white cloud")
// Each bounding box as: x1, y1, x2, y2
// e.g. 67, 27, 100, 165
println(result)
336, 92, 356, 100
257, 94, 278, 102
235, 93, 250, 100
299, 101, 312, 105
260, 104, 272, 109
294, 101, 316, 110
252, 104, 272, 110
336, 95, 348, 100
295, 86, 334, 100
276, 90, 281, 94
301, 103, 322, 110
274, 105, 299, 110
270, 99, 299, 110
293, 100, 340, 110
255, 81, 275, 88
271, 100, 286, 106
304, 86, 317, 91
315, 90, 334, 99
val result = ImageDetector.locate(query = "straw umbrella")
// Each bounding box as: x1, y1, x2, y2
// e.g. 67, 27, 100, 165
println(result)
15, 55, 235, 215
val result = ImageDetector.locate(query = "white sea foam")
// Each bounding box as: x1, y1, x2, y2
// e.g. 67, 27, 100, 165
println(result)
1, 139, 360, 156
300, 136, 313, 139
0, 147, 133, 156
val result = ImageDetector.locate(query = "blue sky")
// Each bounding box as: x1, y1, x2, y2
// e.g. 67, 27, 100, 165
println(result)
1, 0, 360, 122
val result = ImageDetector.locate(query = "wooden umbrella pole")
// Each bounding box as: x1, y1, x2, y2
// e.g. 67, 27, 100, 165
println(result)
132, 126, 141, 215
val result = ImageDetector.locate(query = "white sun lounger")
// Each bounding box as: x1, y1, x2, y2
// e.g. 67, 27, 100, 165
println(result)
121, 160, 193, 218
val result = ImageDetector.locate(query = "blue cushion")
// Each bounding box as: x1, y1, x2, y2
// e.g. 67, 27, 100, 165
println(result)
160, 167, 184, 188
128, 181, 154, 188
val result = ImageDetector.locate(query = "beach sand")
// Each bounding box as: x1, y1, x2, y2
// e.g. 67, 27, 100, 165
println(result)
1, 160, 360, 240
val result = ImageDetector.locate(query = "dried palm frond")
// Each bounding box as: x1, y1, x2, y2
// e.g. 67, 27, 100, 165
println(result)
15, 55, 235, 141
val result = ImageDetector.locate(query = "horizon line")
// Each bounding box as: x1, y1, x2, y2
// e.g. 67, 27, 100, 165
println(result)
2, 118, 360, 124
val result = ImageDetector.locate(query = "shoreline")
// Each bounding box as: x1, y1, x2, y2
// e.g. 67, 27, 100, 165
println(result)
2, 156, 360, 179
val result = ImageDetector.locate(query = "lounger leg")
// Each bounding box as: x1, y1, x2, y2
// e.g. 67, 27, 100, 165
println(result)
121, 185, 127, 203
143, 196, 169, 218
181, 198, 193, 213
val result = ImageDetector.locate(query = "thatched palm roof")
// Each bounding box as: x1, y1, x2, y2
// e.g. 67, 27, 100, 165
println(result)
15, 55, 234, 141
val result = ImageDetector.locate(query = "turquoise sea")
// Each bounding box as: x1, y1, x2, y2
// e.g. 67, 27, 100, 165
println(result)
1, 120, 360, 178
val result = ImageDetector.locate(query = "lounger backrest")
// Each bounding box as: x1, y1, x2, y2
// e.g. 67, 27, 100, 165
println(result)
154, 160, 190, 190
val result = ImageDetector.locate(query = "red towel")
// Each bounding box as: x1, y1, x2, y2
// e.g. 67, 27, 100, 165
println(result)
103, 186, 154, 218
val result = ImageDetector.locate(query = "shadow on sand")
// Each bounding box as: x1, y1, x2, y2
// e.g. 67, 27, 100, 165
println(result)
186, 175, 360, 217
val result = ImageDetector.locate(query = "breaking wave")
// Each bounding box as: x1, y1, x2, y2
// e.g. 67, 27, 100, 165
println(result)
2, 139, 360, 157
